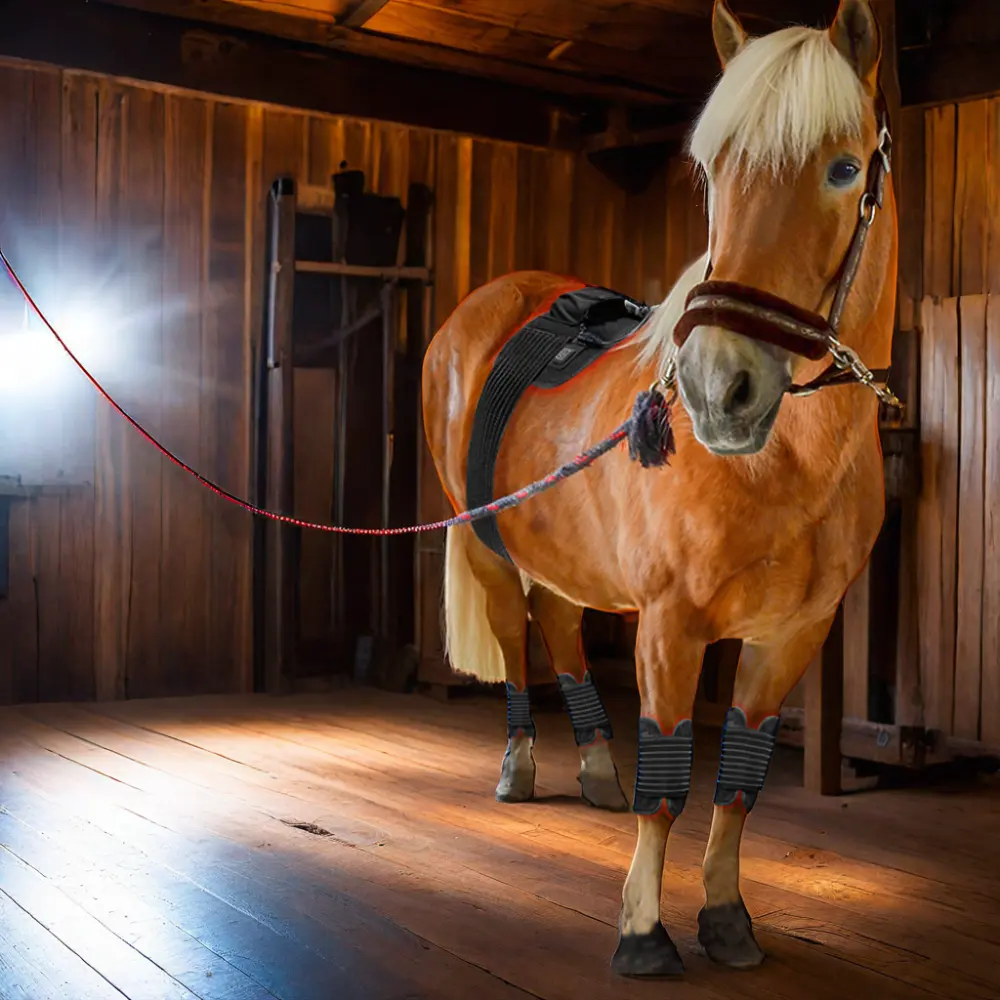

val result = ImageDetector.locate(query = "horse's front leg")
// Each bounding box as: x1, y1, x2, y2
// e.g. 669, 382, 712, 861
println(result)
612, 607, 705, 978
699, 614, 836, 968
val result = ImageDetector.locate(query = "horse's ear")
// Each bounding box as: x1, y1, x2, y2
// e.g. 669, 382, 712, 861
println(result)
829, 0, 881, 94
712, 0, 747, 67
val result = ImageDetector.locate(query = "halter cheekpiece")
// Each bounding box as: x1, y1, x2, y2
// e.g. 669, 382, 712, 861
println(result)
671, 99, 900, 412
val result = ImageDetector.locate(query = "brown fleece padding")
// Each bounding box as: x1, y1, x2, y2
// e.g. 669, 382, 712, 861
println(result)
673, 280, 831, 360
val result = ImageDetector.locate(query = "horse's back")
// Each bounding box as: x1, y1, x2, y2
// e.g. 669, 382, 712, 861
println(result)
421, 270, 579, 509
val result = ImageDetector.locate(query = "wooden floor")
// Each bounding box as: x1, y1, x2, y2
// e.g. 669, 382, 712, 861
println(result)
1, 690, 999, 1000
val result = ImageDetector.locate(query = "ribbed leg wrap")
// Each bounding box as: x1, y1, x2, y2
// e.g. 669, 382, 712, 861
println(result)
505, 683, 536, 740
632, 717, 693, 817
714, 707, 781, 811
557, 670, 613, 745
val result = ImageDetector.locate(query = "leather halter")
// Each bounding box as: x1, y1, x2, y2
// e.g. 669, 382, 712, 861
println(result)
673, 98, 894, 402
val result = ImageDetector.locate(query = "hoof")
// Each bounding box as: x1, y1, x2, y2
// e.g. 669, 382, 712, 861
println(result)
611, 923, 685, 978
579, 773, 629, 812
697, 902, 765, 969
495, 748, 535, 803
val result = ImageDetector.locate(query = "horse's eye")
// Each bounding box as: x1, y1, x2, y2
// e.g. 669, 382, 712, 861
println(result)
827, 158, 861, 188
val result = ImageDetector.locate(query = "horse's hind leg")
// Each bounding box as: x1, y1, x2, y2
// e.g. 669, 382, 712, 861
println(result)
699, 614, 835, 969
528, 585, 627, 811
447, 526, 536, 802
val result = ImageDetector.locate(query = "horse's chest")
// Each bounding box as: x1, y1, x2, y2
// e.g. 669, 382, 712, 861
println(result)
689, 495, 871, 641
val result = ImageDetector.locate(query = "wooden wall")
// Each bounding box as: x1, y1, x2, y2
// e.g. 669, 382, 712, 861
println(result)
916, 96, 1000, 750
0, 56, 707, 703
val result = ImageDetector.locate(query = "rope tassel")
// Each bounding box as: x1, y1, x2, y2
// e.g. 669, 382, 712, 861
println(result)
628, 386, 676, 468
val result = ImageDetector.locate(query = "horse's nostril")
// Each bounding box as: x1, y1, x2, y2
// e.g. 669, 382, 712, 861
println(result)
724, 370, 753, 413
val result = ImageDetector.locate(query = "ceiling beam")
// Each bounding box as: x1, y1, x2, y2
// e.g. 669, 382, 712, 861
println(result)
0, 0, 602, 149
95, 0, 691, 105
340, 0, 392, 29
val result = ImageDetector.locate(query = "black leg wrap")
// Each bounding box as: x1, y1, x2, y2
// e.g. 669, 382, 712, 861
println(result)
505, 683, 536, 740
714, 707, 781, 810
611, 923, 685, 978
557, 670, 613, 745
632, 717, 693, 817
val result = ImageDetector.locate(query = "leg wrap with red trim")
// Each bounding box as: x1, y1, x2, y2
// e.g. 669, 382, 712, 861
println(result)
632, 717, 694, 817
505, 683, 536, 740
557, 670, 613, 745
713, 708, 781, 811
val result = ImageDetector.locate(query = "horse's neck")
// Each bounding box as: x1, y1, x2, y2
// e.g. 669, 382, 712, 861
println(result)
769, 308, 894, 493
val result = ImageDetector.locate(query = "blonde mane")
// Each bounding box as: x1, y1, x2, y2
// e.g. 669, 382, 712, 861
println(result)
637, 23, 868, 377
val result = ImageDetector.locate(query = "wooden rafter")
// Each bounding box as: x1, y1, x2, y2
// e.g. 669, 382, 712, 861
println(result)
95, 0, 692, 104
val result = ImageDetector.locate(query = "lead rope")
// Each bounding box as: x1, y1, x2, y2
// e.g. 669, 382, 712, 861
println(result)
0, 247, 675, 537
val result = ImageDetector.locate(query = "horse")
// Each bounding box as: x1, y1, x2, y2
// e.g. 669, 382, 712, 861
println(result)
422, 0, 896, 978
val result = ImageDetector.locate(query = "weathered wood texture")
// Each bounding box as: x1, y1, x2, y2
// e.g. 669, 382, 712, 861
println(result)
915, 96, 1000, 749
0, 56, 706, 703
417, 145, 707, 685
0, 63, 256, 702
3, 689, 1000, 1000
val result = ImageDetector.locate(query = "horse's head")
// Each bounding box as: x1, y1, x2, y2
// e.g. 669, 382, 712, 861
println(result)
672, 0, 894, 456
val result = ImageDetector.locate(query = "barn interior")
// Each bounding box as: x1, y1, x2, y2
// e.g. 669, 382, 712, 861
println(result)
0, 0, 999, 997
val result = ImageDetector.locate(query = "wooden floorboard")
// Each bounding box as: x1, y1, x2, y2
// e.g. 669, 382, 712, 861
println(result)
1, 690, 999, 1000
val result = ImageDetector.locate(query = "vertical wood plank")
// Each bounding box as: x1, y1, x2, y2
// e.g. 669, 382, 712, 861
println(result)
897, 107, 925, 330
92, 80, 129, 702
59, 72, 98, 702
157, 93, 210, 697
488, 144, 518, 280
243, 103, 263, 692
513, 147, 537, 272
923, 105, 956, 299
638, 164, 668, 307
917, 296, 960, 735
953, 101, 990, 297
206, 101, 252, 692
568, 152, 607, 285
296, 116, 341, 659
32, 495, 63, 702
454, 137, 473, 304
122, 86, 166, 698
59, 490, 96, 700
804, 607, 843, 795
982, 293, 1000, 747
544, 151, 574, 277
842, 562, 870, 720
7, 501, 38, 705
988, 98, 1000, 295
665, 157, 699, 287
954, 294, 987, 740
468, 140, 493, 294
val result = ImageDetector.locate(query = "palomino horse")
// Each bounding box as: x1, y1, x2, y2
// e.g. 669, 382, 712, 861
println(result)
423, 0, 896, 978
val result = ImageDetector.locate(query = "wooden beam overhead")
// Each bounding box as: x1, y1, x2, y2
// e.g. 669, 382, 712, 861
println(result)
96, 0, 695, 104
1, 0, 595, 149
340, 0, 392, 28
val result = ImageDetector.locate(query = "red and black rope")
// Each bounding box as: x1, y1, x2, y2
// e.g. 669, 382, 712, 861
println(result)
0, 246, 661, 536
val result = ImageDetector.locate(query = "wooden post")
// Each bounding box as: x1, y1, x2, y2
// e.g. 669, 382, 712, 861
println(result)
842, 563, 871, 720
263, 177, 297, 694
804, 605, 844, 795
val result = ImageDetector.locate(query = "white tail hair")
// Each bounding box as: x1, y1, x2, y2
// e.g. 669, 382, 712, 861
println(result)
443, 525, 506, 683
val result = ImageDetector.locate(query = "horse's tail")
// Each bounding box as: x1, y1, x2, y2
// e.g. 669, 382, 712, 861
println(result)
443, 525, 506, 683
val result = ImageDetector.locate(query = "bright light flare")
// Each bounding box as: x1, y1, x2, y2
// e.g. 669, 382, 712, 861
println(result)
0, 293, 125, 396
